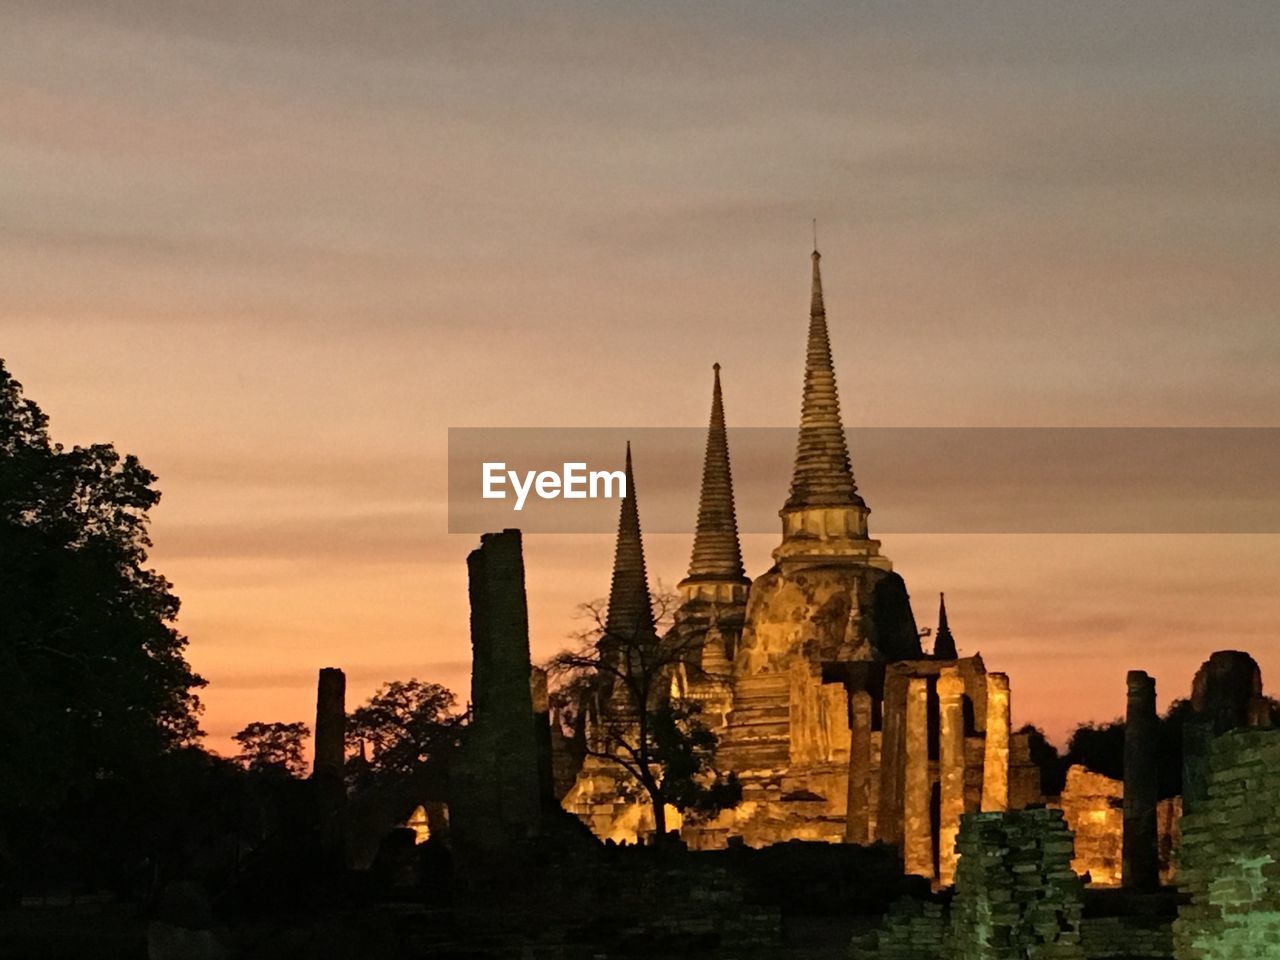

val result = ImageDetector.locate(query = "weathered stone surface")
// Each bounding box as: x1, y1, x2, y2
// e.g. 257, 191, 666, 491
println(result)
851, 897, 948, 960
1182, 650, 1270, 814
1124, 670, 1159, 892
450, 529, 545, 855
952, 809, 1085, 960
937, 667, 966, 886
1053, 765, 1183, 889
903, 677, 932, 880
980, 673, 1010, 812
1080, 914, 1175, 959
313, 667, 346, 781
1189, 650, 1268, 733
1059, 765, 1125, 886
1173, 728, 1280, 960
312, 666, 347, 869
847, 689, 874, 844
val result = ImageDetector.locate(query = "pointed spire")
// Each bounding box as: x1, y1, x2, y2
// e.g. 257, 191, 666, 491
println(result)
933, 592, 957, 659
684, 363, 748, 585
605, 443, 656, 642
784, 246, 863, 511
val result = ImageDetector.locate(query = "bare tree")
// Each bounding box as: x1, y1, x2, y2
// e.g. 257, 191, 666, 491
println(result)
548, 587, 740, 843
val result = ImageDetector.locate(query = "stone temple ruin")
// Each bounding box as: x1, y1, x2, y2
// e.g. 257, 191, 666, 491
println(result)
281, 251, 1280, 959
563, 248, 1040, 882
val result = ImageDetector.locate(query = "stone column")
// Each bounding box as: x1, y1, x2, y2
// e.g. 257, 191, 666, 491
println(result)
846, 690, 873, 844
1123, 670, 1159, 891
903, 676, 932, 879
876, 670, 908, 846
981, 672, 1010, 812
312, 666, 347, 870
453, 529, 543, 853
937, 667, 966, 886
313, 667, 346, 780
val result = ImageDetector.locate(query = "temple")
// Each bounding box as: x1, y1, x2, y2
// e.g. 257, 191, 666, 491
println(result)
563, 248, 1041, 882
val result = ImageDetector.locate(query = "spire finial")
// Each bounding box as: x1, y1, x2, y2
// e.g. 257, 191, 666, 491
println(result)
605, 443, 655, 643
784, 246, 862, 512
683, 364, 748, 587
933, 592, 957, 659
812, 218, 818, 253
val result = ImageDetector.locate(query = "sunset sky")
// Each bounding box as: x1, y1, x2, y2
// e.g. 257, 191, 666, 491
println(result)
4, 2, 1279, 754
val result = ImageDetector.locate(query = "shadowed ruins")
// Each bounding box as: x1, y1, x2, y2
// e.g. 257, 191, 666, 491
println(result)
3, 253, 1279, 960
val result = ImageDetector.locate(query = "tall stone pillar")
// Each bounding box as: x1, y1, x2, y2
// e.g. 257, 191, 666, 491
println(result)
981, 672, 1010, 812
903, 676, 932, 879
1123, 670, 1159, 891
846, 690, 873, 844
313, 667, 346, 780
876, 671, 909, 846
452, 529, 544, 855
937, 667, 966, 886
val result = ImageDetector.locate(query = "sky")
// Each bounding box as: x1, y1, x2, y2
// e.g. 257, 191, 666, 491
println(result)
3, 1, 1279, 754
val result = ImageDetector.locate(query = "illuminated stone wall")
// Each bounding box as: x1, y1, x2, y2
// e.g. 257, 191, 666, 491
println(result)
1059, 765, 1125, 886
1054, 766, 1182, 888
1173, 727, 1280, 959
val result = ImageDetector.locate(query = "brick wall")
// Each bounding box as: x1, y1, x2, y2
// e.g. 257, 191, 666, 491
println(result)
1173, 728, 1280, 959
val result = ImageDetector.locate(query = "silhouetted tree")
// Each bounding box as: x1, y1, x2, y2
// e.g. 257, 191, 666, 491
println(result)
1065, 698, 1213, 800
549, 591, 740, 843
1065, 718, 1125, 782
1017, 724, 1067, 797
346, 680, 461, 789
233, 721, 310, 777
0, 359, 205, 815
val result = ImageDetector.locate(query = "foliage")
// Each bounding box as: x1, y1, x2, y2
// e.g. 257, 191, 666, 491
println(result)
346, 679, 461, 788
0, 358, 205, 812
1016, 724, 1067, 797
233, 721, 311, 777
1064, 698, 1202, 800
548, 590, 740, 842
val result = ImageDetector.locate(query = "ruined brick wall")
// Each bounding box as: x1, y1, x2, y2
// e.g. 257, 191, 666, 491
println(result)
1054, 765, 1182, 888
850, 898, 947, 960
1173, 728, 1280, 959
951, 809, 1085, 959
1059, 765, 1124, 887
1080, 916, 1175, 959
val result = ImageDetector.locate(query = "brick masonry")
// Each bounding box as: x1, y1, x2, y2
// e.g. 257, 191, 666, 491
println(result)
1173, 727, 1280, 959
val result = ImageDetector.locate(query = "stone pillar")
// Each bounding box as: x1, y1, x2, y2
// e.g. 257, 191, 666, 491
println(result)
313, 667, 346, 780
876, 670, 909, 846
452, 529, 543, 855
846, 690, 873, 844
904, 676, 932, 879
1123, 669, 1159, 891
937, 667, 966, 886
981, 672, 1010, 812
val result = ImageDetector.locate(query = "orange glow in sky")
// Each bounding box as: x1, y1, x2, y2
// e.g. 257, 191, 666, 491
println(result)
4, 3, 1279, 755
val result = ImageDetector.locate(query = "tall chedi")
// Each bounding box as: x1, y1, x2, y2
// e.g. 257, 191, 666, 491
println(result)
673, 365, 751, 720
605, 442, 656, 649
560, 443, 665, 842
719, 246, 920, 844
